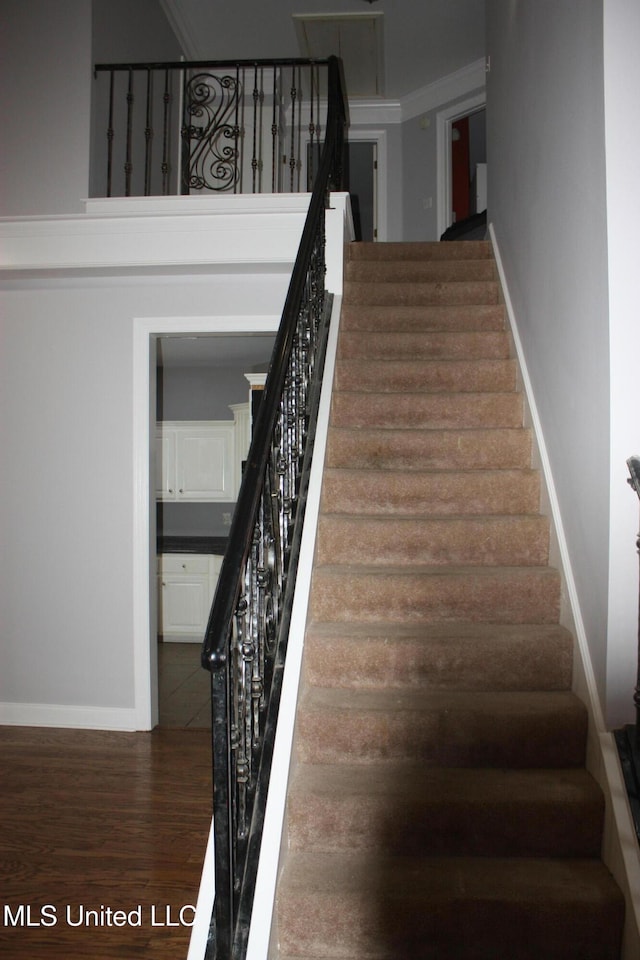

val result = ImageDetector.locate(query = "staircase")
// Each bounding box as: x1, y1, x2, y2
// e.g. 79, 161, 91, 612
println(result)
274, 241, 625, 959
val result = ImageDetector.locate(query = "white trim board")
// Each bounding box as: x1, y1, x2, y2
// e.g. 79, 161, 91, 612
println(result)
0, 702, 138, 730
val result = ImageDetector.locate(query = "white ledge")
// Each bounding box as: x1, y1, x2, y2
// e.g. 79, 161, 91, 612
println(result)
0, 195, 311, 272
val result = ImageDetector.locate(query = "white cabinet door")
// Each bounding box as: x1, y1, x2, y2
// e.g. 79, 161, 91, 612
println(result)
157, 553, 221, 640
156, 422, 235, 501
155, 430, 176, 498
177, 425, 234, 500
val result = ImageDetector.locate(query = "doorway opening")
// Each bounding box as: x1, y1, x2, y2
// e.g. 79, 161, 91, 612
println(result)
308, 134, 383, 241
436, 93, 486, 239
133, 317, 280, 731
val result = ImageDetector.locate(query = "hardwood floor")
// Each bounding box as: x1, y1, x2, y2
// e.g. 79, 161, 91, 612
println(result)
0, 726, 212, 958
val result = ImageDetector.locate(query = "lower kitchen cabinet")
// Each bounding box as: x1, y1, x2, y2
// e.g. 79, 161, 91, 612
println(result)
157, 553, 223, 641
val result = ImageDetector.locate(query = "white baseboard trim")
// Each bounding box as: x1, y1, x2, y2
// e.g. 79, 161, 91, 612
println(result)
489, 221, 640, 959
488, 222, 605, 728
0, 701, 138, 730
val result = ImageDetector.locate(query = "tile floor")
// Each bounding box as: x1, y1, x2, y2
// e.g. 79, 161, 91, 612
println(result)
157, 641, 211, 728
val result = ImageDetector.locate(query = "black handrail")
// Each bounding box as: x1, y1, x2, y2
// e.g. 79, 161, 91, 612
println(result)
200, 56, 346, 959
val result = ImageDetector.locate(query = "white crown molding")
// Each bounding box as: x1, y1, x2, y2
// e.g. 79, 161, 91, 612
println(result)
348, 98, 402, 126
345, 59, 486, 128
159, 0, 199, 59
401, 57, 487, 121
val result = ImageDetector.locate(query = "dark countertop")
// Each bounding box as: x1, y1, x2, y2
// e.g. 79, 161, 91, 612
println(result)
158, 536, 228, 555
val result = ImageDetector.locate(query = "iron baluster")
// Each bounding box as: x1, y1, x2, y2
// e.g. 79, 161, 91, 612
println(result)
161, 69, 171, 195
271, 68, 278, 193
106, 70, 115, 197
289, 65, 297, 192
144, 68, 153, 196
233, 65, 242, 194
627, 457, 640, 745
124, 68, 134, 196
251, 65, 259, 193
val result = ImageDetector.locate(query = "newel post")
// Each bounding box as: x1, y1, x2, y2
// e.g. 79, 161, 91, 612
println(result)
627, 456, 640, 747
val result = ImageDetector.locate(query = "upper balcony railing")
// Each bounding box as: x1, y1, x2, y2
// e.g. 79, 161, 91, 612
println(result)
92, 58, 333, 198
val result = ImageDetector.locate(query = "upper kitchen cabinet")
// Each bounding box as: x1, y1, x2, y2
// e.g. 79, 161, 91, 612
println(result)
156, 421, 236, 502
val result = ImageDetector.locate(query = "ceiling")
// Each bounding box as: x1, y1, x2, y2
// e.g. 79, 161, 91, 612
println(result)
161, 0, 485, 100
157, 333, 276, 369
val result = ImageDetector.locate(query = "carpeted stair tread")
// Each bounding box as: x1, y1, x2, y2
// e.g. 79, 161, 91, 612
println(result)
322, 468, 540, 516
310, 563, 560, 625
337, 330, 510, 360
326, 426, 531, 470
296, 687, 586, 767
316, 514, 549, 567
335, 357, 517, 393
347, 239, 493, 261
340, 302, 506, 332
331, 390, 524, 428
287, 763, 604, 857
277, 853, 623, 960
304, 622, 574, 691
344, 258, 496, 283
344, 279, 499, 307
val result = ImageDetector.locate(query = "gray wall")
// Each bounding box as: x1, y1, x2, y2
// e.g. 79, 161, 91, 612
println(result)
0, 272, 288, 713
401, 86, 486, 241
0, 0, 93, 216
158, 364, 255, 421
486, 2, 613, 717
90, 0, 185, 197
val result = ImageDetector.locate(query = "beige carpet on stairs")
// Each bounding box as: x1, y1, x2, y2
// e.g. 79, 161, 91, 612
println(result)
274, 240, 625, 960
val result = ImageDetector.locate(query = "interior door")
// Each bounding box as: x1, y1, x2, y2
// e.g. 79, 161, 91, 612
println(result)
347, 141, 377, 241
308, 139, 377, 240
451, 117, 470, 223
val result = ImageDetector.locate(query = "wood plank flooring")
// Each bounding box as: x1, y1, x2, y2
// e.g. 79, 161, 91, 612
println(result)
0, 726, 212, 958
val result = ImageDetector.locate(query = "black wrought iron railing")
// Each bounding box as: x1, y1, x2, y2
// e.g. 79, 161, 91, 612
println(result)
198, 56, 346, 959
92, 58, 332, 198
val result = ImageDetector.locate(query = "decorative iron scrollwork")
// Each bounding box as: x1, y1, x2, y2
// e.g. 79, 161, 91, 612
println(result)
182, 71, 241, 192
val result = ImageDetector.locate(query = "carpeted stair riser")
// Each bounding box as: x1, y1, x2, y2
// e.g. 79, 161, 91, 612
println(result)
275, 241, 624, 960
322, 468, 540, 516
310, 565, 560, 625
278, 854, 623, 960
347, 240, 493, 261
331, 391, 524, 429
303, 623, 574, 692
341, 302, 506, 332
344, 258, 497, 283
335, 357, 517, 393
326, 427, 531, 470
338, 330, 510, 360
317, 515, 549, 567
295, 688, 586, 768
287, 764, 604, 858
344, 279, 499, 307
